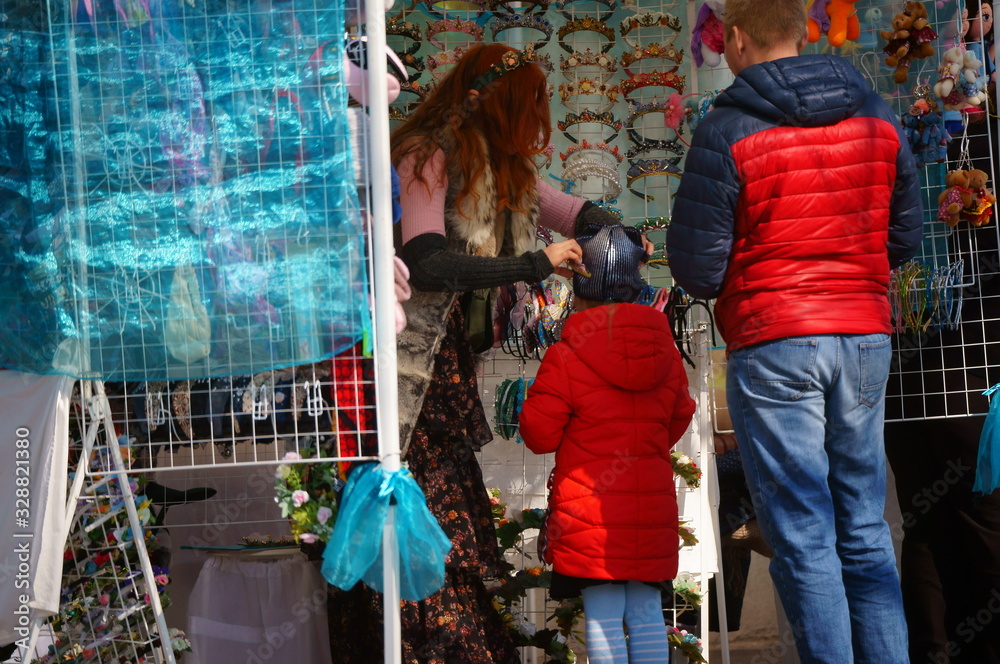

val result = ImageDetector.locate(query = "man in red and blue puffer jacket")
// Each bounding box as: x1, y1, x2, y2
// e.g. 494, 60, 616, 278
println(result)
666, 1, 923, 663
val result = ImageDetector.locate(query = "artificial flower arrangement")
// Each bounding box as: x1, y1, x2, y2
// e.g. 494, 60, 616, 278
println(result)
274, 449, 343, 544
40, 452, 191, 664
489, 488, 707, 663
671, 450, 703, 488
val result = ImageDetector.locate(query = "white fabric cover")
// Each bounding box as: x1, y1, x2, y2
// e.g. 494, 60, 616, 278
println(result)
0, 371, 73, 645
186, 554, 332, 664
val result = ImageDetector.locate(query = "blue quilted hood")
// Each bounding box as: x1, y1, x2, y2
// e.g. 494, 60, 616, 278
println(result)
715, 54, 871, 128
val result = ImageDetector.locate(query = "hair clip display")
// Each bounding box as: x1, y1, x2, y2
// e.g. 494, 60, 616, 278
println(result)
491, 14, 554, 50
558, 78, 620, 113
557, 16, 616, 53
625, 137, 685, 159
488, 0, 551, 15
387, 16, 423, 55
619, 12, 683, 47
626, 158, 682, 200
561, 140, 623, 166
558, 109, 623, 142
620, 42, 684, 75
560, 48, 618, 81
471, 45, 542, 90
621, 70, 687, 99
426, 47, 467, 80
555, 0, 616, 21
426, 18, 484, 49
561, 159, 623, 202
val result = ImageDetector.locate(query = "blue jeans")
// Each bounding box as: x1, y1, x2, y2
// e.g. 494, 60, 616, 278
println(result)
727, 334, 908, 664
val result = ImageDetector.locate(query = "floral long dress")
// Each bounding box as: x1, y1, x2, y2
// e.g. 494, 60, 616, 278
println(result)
327, 304, 519, 664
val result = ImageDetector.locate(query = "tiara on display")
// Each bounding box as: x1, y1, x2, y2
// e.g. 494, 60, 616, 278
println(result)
558, 77, 620, 113
626, 100, 674, 144
557, 109, 623, 142
555, 0, 616, 22
488, 0, 551, 15
426, 18, 484, 49
619, 12, 682, 47
397, 52, 426, 75
387, 16, 423, 55
620, 42, 684, 75
560, 140, 623, 166
556, 16, 615, 53
417, 0, 487, 20
559, 48, 618, 80
626, 158, 682, 201
625, 137, 685, 160
398, 79, 434, 100
593, 200, 624, 220
426, 47, 467, 79
560, 159, 623, 202
620, 70, 686, 98
470, 45, 542, 90
491, 14, 554, 49
389, 106, 409, 122
633, 216, 670, 233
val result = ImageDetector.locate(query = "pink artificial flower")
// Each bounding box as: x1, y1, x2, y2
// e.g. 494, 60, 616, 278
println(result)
317, 506, 334, 525
98, 594, 110, 606
283, 451, 302, 461
291, 490, 310, 507
143, 593, 151, 605
299, 533, 318, 544
154, 574, 169, 586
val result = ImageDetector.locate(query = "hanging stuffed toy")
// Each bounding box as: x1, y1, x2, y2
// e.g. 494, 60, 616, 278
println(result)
937, 169, 974, 226
882, 1, 938, 84
962, 169, 996, 225
902, 95, 950, 167
807, 0, 832, 42
691, 0, 726, 68
827, 0, 861, 46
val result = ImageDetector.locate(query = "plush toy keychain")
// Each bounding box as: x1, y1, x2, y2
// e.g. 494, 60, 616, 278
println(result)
882, 1, 938, 84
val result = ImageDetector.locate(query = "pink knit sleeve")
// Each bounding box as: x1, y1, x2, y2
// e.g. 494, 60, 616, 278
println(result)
537, 178, 585, 238
398, 149, 448, 244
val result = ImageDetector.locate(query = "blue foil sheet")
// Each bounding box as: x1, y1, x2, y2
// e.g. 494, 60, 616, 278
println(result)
1, 0, 370, 380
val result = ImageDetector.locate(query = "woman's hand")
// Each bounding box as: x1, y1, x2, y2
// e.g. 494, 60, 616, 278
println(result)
543, 239, 584, 279
641, 234, 655, 259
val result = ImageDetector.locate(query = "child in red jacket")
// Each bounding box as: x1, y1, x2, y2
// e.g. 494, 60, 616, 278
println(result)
520, 224, 697, 664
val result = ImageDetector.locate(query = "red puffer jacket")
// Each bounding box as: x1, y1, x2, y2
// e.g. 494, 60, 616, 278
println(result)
520, 303, 696, 582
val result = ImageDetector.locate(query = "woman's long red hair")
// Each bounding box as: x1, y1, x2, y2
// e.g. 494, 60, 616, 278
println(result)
391, 43, 551, 216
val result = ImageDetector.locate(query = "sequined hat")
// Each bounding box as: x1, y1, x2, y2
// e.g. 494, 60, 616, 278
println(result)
573, 224, 645, 303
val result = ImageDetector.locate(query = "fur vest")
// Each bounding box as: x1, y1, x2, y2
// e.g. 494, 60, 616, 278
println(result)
396, 132, 539, 452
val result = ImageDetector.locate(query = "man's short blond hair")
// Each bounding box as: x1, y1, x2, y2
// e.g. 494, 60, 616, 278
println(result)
724, 0, 807, 49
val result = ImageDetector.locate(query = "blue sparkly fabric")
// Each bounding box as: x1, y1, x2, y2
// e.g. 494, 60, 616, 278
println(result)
0, 0, 370, 380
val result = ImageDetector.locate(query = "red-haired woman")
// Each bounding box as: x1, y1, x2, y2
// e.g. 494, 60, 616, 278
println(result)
329, 44, 635, 663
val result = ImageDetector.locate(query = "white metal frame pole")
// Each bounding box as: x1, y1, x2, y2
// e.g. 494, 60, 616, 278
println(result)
361, 1, 403, 662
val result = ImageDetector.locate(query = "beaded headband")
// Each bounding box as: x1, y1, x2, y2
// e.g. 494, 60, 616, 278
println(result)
388, 106, 409, 122
620, 70, 687, 99
625, 137, 685, 160
426, 47, 467, 80
470, 45, 542, 90
619, 12, 683, 48
398, 79, 434, 100
556, 16, 616, 53
488, 0, 551, 15
426, 18, 484, 50
633, 216, 670, 233
387, 16, 423, 55
593, 200, 624, 220
558, 77, 620, 113
561, 160, 623, 202
560, 48, 618, 81
555, 0, 616, 22
491, 14, 554, 50
557, 109, 623, 143
560, 140, 623, 167
620, 42, 684, 75
626, 158, 682, 201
